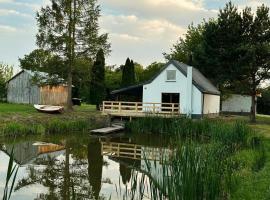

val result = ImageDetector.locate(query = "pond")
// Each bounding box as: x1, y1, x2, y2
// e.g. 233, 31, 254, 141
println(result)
0, 133, 172, 200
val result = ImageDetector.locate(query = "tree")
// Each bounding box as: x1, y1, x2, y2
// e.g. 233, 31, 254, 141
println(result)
140, 62, 164, 82
164, 23, 205, 65
36, 0, 110, 110
0, 63, 13, 101
239, 5, 270, 122
121, 58, 135, 87
89, 49, 105, 110
105, 65, 122, 91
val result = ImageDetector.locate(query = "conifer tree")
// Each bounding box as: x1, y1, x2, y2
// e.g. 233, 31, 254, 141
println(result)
121, 58, 131, 87
121, 58, 136, 87
89, 49, 105, 110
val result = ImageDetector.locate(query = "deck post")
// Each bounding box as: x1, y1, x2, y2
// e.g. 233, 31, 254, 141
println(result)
119, 102, 122, 113
172, 103, 174, 114
135, 102, 138, 113
102, 101, 105, 114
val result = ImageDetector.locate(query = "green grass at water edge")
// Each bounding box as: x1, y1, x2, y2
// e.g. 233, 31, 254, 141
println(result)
0, 118, 96, 137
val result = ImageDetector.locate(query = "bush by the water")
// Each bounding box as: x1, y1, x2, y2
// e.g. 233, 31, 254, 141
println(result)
0, 119, 93, 137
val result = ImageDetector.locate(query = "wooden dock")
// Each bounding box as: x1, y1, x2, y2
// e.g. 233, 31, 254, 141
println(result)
102, 101, 180, 118
90, 125, 124, 135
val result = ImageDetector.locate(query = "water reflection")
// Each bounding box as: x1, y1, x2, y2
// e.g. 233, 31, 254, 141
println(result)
0, 133, 171, 199
88, 140, 103, 199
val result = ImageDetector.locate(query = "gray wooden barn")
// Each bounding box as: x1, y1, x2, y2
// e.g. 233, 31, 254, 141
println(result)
6, 70, 68, 105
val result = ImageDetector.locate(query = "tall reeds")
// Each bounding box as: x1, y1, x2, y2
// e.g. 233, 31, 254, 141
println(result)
122, 143, 234, 200
122, 117, 265, 199
2, 147, 19, 200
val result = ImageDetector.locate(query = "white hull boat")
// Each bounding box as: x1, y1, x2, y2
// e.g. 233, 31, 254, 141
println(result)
34, 104, 64, 114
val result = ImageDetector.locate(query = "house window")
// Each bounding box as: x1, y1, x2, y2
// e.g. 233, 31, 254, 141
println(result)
166, 70, 176, 81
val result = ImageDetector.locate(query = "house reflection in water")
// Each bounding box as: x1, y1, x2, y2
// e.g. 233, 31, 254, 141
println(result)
100, 138, 173, 185
2, 141, 65, 165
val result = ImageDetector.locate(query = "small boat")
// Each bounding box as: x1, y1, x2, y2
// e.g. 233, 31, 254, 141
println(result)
34, 104, 64, 114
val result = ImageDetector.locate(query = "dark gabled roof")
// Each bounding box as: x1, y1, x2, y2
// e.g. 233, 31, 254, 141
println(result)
111, 60, 220, 96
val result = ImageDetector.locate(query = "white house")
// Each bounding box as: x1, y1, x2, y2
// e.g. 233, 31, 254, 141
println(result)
109, 60, 220, 118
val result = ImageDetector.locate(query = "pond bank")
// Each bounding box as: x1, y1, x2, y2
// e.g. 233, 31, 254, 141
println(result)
0, 104, 107, 137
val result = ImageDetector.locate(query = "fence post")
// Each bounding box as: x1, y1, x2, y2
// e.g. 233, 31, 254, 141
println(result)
172, 103, 174, 114
135, 102, 138, 113
153, 103, 156, 114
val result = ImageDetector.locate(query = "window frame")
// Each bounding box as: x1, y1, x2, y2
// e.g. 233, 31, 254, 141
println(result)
166, 70, 176, 82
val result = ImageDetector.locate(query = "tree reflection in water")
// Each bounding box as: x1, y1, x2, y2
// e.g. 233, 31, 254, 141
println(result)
88, 140, 103, 199
14, 139, 104, 200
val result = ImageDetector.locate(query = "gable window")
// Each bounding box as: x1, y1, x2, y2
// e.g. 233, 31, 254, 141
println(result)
166, 70, 176, 81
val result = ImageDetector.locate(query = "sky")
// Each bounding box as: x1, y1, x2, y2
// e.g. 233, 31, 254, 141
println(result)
0, 0, 270, 70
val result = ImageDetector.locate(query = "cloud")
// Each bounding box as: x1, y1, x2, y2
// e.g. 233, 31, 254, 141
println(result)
101, 14, 186, 65
99, 0, 215, 66
0, 0, 12, 3
0, 24, 17, 32
0, 8, 32, 18
100, 0, 217, 27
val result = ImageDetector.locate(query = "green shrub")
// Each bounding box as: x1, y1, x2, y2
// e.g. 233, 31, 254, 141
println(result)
0, 123, 45, 137
0, 119, 92, 137
45, 119, 89, 134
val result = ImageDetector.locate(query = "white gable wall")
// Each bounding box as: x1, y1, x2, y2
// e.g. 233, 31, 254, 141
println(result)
142, 64, 203, 115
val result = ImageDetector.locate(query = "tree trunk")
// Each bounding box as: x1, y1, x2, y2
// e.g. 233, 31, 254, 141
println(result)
250, 93, 256, 123
250, 75, 257, 123
67, 71, 73, 110
66, 0, 75, 111
63, 145, 70, 199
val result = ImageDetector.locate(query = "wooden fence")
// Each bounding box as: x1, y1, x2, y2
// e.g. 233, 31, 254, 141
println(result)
102, 101, 180, 117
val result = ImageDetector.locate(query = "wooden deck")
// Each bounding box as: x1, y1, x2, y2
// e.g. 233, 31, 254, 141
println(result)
102, 101, 180, 117
91, 125, 124, 134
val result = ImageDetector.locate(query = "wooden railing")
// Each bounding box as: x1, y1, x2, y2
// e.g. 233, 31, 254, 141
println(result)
102, 101, 180, 116
101, 141, 172, 161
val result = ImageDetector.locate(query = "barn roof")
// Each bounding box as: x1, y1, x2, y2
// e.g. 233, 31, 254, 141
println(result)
112, 60, 220, 96
7, 69, 65, 85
